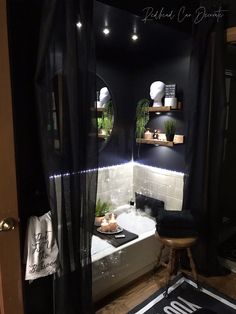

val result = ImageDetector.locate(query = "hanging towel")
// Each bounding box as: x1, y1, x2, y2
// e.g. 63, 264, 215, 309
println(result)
25, 211, 59, 281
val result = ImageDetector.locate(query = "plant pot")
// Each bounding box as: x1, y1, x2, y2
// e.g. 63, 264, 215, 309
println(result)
94, 216, 104, 226
98, 129, 106, 136
166, 133, 175, 142
144, 129, 154, 139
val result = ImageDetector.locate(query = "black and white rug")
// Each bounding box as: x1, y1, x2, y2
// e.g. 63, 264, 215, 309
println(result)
128, 274, 236, 314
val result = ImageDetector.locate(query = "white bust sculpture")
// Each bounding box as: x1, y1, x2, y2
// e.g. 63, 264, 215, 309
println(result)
150, 81, 165, 107
98, 87, 111, 107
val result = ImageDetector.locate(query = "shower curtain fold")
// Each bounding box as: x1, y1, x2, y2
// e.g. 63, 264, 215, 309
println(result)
182, 14, 226, 275
35, 0, 98, 313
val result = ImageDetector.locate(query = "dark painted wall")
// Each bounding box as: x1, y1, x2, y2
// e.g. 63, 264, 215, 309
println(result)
95, 1, 192, 172
132, 55, 191, 172
225, 0, 236, 27
97, 59, 134, 167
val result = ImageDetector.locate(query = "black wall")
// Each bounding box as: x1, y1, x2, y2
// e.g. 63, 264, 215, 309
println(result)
95, 1, 192, 172
97, 59, 134, 167
132, 55, 190, 172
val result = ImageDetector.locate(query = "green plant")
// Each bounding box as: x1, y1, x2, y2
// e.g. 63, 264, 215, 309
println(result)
97, 100, 114, 138
102, 116, 113, 135
164, 120, 176, 135
95, 199, 110, 217
97, 117, 103, 129
136, 98, 150, 138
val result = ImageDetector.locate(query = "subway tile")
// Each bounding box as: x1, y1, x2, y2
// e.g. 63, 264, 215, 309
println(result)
165, 197, 182, 211
97, 162, 184, 209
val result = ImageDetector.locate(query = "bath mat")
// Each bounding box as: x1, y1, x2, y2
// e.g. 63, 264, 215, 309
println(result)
128, 274, 236, 314
93, 227, 138, 247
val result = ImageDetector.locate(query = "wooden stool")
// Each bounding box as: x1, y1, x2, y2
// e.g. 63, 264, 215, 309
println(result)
156, 232, 199, 296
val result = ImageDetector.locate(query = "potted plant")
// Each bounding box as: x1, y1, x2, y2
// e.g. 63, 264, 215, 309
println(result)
97, 117, 105, 135
103, 100, 114, 138
95, 199, 110, 226
136, 98, 150, 139
164, 120, 176, 142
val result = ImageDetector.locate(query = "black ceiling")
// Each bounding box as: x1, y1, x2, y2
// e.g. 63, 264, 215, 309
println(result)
97, 0, 236, 30
94, 1, 192, 65
97, 0, 199, 32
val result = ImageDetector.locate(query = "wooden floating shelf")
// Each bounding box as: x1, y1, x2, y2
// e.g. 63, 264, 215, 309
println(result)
136, 134, 184, 147
91, 107, 105, 112
227, 27, 236, 43
98, 134, 106, 139
148, 104, 182, 112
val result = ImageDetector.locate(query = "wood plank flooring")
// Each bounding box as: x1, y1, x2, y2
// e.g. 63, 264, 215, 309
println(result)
95, 268, 236, 314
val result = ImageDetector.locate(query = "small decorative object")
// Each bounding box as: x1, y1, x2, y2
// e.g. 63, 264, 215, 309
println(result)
136, 98, 150, 139
165, 84, 176, 98
164, 120, 176, 142
99, 87, 111, 107
144, 128, 154, 139
97, 212, 121, 234
164, 97, 177, 108
97, 225, 123, 235
150, 81, 165, 107
100, 219, 110, 232
153, 129, 158, 139
94, 199, 110, 226
164, 84, 177, 108
109, 213, 118, 232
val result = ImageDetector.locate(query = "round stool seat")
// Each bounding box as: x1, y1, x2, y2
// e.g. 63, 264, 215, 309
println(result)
156, 233, 198, 249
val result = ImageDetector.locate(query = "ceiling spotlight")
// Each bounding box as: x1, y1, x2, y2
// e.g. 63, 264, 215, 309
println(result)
76, 21, 82, 28
103, 28, 110, 35
132, 34, 139, 41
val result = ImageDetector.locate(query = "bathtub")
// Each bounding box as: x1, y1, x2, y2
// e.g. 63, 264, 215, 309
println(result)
92, 205, 164, 302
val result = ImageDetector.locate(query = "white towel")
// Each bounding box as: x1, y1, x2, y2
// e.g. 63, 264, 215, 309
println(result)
25, 211, 59, 281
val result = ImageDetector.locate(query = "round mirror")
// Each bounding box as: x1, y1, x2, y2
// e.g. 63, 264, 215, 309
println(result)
96, 75, 114, 151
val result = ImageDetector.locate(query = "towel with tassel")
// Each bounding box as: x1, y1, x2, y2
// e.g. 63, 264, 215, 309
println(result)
25, 211, 59, 280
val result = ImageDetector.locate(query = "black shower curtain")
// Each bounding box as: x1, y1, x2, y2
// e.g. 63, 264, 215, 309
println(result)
35, 0, 97, 313
182, 16, 226, 275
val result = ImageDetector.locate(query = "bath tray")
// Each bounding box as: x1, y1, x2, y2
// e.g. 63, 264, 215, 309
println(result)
97, 226, 123, 235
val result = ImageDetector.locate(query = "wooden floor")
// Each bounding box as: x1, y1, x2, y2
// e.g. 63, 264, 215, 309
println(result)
95, 268, 236, 314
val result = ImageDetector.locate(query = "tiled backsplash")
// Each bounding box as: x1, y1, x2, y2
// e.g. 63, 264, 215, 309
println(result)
97, 162, 184, 210
96, 163, 133, 208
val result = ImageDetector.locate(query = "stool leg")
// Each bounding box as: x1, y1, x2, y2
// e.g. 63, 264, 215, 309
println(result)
173, 250, 180, 275
156, 243, 165, 267
164, 248, 175, 297
187, 247, 200, 289
153, 243, 165, 276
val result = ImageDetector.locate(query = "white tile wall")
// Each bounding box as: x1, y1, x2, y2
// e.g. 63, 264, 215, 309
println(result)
133, 163, 184, 210
96, 163, 133, 208
97, 162, 184, 210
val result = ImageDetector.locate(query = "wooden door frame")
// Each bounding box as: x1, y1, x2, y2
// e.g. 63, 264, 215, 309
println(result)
0, 0, 24, 313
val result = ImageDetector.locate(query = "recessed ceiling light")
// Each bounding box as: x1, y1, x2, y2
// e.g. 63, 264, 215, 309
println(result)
76, 21, 82, 28
103, 28, 110, 35
131, 34, 139, 41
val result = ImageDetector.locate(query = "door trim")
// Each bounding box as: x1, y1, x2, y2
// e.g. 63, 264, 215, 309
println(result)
0, 0, 24, 313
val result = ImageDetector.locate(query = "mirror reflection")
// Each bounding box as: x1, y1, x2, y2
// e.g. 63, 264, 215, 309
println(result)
96, 75, 114, 150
